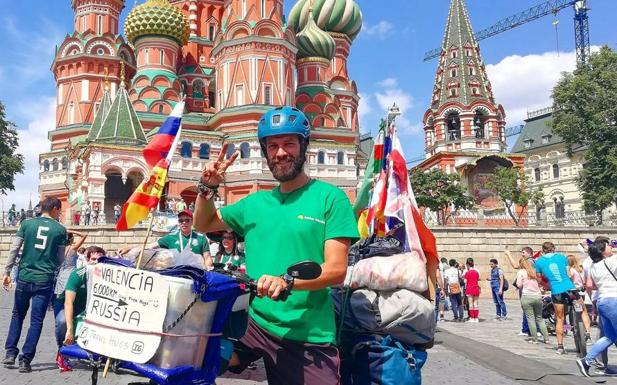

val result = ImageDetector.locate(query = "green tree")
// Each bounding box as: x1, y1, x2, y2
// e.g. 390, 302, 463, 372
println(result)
551, 46, 617, 216
0, 101, 24, 195
486, 167, 544, 226
409, 168, 473, 225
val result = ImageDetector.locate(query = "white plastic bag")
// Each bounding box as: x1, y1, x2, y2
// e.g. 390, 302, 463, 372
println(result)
344, 251, 428, 292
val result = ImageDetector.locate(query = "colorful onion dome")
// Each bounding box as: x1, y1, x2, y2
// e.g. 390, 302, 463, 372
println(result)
289, 0, 363, 41
296, 8, 336, 60
124, 0, 190, 46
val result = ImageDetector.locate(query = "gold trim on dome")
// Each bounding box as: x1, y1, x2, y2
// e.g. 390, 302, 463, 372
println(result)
297, 57, 331, 65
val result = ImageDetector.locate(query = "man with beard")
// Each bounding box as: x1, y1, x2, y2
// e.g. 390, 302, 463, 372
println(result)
194, 106, 358, 385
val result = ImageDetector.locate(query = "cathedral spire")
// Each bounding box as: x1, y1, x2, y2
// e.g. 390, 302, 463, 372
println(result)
430, 0, 495, 111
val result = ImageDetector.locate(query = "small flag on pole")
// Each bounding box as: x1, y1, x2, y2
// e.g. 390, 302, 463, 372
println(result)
143, 101, 185, 169
116, 159, 169, 231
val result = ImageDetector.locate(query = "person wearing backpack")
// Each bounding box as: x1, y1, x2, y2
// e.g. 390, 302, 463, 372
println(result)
488, 258, 508, 320
444, 259, 464, 322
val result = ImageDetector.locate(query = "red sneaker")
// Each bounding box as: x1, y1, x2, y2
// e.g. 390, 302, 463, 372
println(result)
56, 352, 72, 373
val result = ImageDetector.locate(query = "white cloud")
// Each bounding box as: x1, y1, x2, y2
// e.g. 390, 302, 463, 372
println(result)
3, 98, 56, 210
377, 78, 398, 88
362, 21, 395, 40
486, 50, 577, 124
374, 78, 418, 135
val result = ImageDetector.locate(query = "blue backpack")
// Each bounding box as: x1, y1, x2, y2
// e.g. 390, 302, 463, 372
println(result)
345, 335, 427, 385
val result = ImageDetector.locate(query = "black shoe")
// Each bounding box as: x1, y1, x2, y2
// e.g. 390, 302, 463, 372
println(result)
18, 359, 31, 373
576, 358, 591, 377
3, 355, 16, 367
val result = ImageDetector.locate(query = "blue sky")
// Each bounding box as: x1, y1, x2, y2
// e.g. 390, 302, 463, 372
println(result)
1, 0, 617, 209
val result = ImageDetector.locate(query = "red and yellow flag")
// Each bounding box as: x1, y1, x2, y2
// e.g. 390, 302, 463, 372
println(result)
116, 159, 169, 231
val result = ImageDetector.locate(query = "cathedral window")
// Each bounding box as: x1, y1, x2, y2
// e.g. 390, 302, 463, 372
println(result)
534, 167, 541, 182
264, 85, 272, 105
235, 84, 244, 106
469, 67, 475, 76
199, 144, 210, 159
226, 143, 236, 159
97, 15, 103, 35
466, 48, 472, 56
337, 151, 345, 165
552, 164, 560, 179
52, 158, 59, 171
446, 112, 461, 141
209, 25, 216, 41
145, 49, 149, 65
61, 157, 68, 170
181, 141, 192, 158
449, 88, 457, 97
160, 50, 165, 65
242, 0, 247, 18
158, 105, 164, 114
317, 67, 322, 81
261, 0, 266, 18
317, 151, 325, 165
193, 79, 204, 99
43, 160, 50, 172
68, 102, 75, 124
554, 196, 565, 219
240, 142, 250, 159
451, 50, 458, 59
450, 69, 457, 77
473, 112, 485, 139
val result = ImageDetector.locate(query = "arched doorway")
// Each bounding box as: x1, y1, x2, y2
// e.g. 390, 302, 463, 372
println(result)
180, 186, 198, 209
104, 169, 144, 223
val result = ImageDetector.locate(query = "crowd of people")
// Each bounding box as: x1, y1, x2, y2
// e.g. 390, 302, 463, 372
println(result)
1, 197, 247, 373
434, 237, 617, 376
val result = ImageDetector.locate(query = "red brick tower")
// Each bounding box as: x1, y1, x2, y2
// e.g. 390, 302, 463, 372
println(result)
418, 0, 524, 210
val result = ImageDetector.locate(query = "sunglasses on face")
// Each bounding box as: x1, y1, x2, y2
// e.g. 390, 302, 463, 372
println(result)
178, 219, 192, 224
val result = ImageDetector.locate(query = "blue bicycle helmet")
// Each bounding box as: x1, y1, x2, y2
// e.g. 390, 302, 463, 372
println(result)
258, 106, 310, 141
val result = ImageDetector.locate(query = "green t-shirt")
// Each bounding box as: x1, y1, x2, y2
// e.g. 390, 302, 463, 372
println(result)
17, 216, 67, 283
215, 251, 245, 267
157, 230, 209, 255
58, 267, 88, 317
220, 179, 359, 344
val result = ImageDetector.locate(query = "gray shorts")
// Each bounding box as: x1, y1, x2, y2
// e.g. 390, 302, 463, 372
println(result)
229, 318, 340, 385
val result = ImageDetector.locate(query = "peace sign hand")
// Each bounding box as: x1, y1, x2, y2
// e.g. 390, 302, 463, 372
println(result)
200, 143, 240, 187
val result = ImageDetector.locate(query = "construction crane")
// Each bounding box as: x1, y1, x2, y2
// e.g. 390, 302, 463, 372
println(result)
424, 0, 591, 64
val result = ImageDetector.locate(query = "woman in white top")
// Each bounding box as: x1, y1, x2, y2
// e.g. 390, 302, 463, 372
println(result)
577, 239, 617, 377
515, 257, 549, 343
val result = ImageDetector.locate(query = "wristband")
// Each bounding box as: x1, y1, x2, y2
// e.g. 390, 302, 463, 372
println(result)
196, 179, 219, 200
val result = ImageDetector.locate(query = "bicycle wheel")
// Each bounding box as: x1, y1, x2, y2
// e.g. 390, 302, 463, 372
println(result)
570, 303, 587, 358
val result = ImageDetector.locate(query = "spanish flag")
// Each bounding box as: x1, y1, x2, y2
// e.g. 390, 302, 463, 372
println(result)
116, 159, 169, 231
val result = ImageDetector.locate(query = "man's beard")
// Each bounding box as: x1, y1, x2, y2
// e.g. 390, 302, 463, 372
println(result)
266, 152, 306, 182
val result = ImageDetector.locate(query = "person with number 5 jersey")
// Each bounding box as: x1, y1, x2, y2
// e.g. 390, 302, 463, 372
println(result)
2, 198, 68, 373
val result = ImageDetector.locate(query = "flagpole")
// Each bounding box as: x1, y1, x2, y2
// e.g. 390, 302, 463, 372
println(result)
103, 101, 185, 378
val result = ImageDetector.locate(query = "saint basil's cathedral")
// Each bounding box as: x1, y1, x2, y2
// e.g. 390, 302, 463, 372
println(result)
40, 0, 363, 223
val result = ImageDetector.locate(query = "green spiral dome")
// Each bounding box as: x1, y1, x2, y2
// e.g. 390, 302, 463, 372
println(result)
296, 11, 336, 60
289, 0, 363, 41
124, 0, 190, 46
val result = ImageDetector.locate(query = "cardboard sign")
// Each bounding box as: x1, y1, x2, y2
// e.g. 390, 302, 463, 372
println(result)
77, 264, 169, 363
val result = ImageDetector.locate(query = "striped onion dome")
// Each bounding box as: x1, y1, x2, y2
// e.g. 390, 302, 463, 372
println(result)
296, 9, 336, 60
124, 0, 190, 46
289, 0, 363, 41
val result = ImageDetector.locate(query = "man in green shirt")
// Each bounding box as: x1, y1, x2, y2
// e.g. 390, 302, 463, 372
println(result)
195, 106, 358, 385
3, 197, 67, 373
119, 209, 212, 267
59, 246, 106, 347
